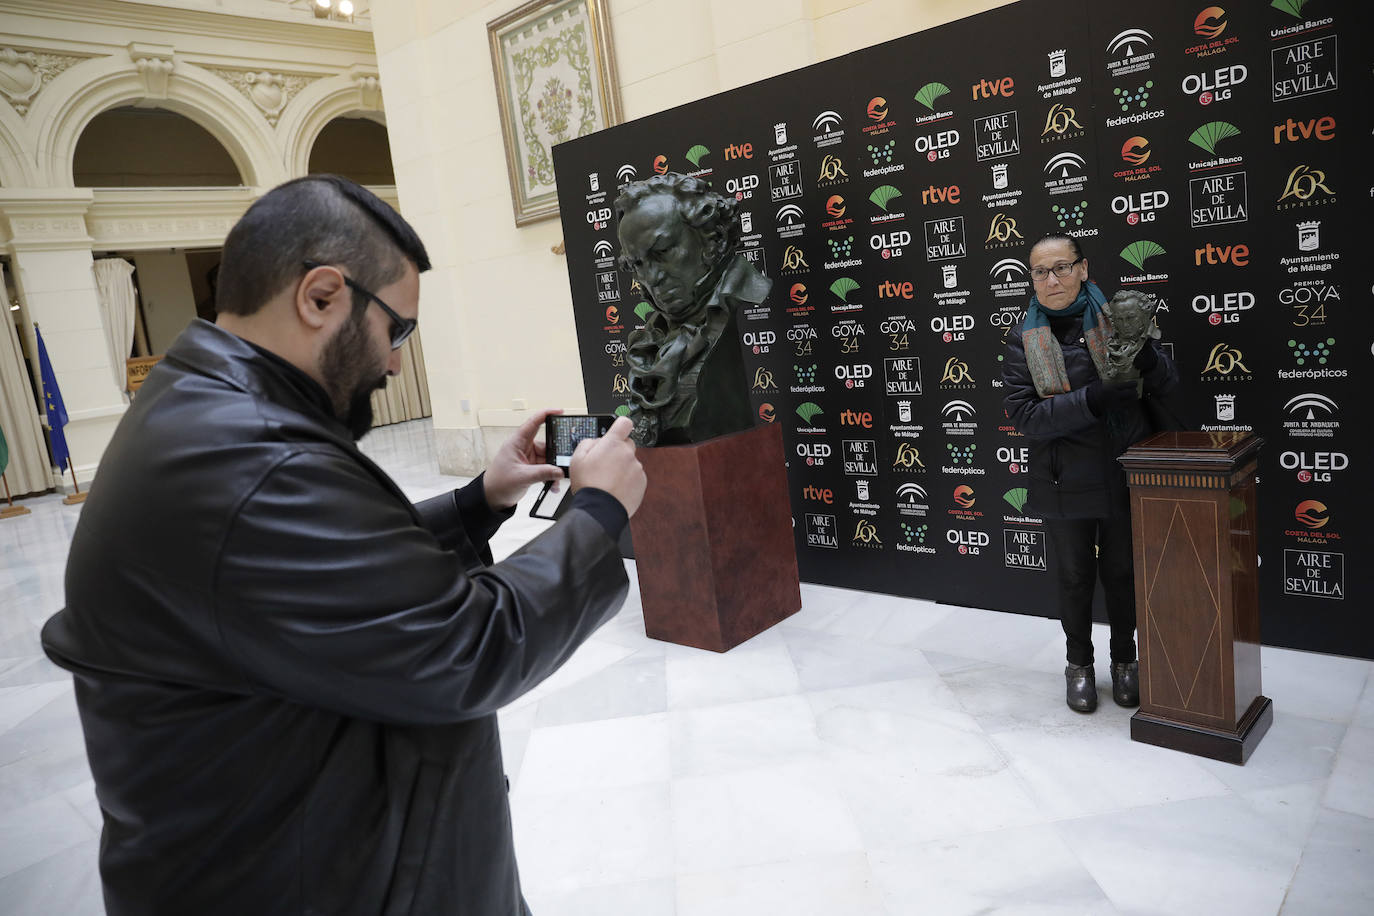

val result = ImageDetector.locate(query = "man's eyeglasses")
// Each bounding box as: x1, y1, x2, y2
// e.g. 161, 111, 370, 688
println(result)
1029, 258, 1084, 283
302, 260, 416, 349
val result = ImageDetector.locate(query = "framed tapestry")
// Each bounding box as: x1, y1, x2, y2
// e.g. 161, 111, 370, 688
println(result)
488, 0, 622, 226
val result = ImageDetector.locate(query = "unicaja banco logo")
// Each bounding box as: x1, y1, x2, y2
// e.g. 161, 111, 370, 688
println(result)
1120, 239, 1165, 270
830, 277, 859, 301
1189, 120, 1239, 155
1273, 0, 1313, 18
914, 81, 951, 111
684, 144, 710, 168
870, 185, 902, 211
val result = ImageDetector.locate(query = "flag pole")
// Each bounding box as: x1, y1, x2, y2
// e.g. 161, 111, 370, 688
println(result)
62, 457, 86, 505
1, 473, 30, 519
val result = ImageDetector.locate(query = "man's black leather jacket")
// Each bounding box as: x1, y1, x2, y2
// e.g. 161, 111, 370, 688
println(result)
42, 320, 628, 914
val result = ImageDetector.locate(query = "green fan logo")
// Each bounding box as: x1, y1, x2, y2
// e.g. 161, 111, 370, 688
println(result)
1188, 121, 1240, 156
1120, 239, 1166, 271
684, 144, 711, 168
869, 185, 903, 212
796, 402, 824, 424
914, 81, 951, 112
633, 301, 655, 322
1271, 0, 1311, 17
1003, 488, 1029, 512
830, 277, 859, 301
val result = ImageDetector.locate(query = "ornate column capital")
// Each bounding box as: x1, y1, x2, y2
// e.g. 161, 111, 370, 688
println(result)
0, 189, 96, 253
347, 64, 382, 111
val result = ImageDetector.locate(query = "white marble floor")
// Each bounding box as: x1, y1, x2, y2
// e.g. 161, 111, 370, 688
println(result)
1, 418, 1371, 915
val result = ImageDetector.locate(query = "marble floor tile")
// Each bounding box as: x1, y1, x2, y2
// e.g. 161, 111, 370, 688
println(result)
6, 419, 1374, 914
868, 824, 1118, 916
993, 724, 1231, 821
1323, 724, 1374, 820
670, 761, 864, 874
1280, 806, 1374, 915
1055, 785, 1320, 916
676, 852, 887, 916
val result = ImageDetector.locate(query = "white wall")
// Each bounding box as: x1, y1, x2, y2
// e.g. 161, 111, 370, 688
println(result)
371, 0, 1016, 474
131, 252, 199, 354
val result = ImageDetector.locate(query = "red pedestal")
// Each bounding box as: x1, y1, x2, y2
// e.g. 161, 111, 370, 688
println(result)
629, 423, 801, 652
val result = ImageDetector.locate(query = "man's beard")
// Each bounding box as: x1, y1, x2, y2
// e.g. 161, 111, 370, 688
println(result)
320, 312, 388, 440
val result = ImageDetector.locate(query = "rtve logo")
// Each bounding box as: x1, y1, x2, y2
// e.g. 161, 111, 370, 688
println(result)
922, 184, 961, 205
971, 76, 1015, 100
840, 409, 874, 428
724, 141, 754, 160
1274, 116, 1335, 144
802, 485, 834, 505
1194, 241, 1249, 266
877, 280, 915, 299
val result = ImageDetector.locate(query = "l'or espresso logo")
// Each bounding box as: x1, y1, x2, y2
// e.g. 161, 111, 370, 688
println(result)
1114, 136, 1162, 182
1284, 279, 1338, 328
863, 96, 896, 137
611, 373, 630, 396
1182, 63, 1247, 105
817, 154, 850, 188
1040, 104, 1085, 143
940, 356, 975, 390
1272, 35, 1337, 102
851, 518, 883, 549
1106, 27, 1156, 78
1276, 164, 1335, 210
750, 366, 777, 393
973, 111, 1020, 161
984, 213, 1023, 250
925, 217, 966, 261
1189, 171, 1247, 227
1284, 549, 1344, 600
1186, 6, 1239, 60
1201, 342, 1252, 381
892, 441, 926, 473
781, 245, 809, 277
805, 512, 838, 549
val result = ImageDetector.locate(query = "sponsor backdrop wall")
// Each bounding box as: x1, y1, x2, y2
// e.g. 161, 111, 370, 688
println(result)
554, 0, 1371, 659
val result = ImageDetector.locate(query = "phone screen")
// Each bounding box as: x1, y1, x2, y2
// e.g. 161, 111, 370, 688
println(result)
546, 415, 616, 473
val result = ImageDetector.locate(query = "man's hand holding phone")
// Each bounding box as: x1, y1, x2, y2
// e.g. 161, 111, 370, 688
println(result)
570, 416, 645, 516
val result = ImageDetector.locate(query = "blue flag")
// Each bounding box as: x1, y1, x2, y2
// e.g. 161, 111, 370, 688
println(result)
35, 325, 70, 472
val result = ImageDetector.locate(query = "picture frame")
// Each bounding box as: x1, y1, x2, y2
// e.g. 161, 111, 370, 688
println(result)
488, 0, 622, 226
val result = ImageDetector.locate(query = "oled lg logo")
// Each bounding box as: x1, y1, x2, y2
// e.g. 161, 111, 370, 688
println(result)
742, 330, 775, 354
1192, 291, 1253, 326
835, 363, 873, 389
997, 446, 1029, 474
914, 129, 959, 162
585, 207, 611, 230
1112, 190, 1169, 226
947, 528, 989, 556
1281, 450, 1347, 483
1182, 64, 1247, 105
931, 314, 973, 343
870, 230, 910, 260
725, 174, 759, 201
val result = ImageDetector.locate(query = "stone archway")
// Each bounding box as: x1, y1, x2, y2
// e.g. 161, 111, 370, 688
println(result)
280, 70, 384, 179
31, 55, 284, 188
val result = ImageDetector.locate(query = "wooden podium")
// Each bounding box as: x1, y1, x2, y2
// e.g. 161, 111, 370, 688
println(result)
1118, 431, 1271, 764
629, 422, 801, 652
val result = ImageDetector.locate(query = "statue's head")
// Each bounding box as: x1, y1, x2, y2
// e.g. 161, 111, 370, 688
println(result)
1104, 289, 1158, 341
615, 173, 740, 322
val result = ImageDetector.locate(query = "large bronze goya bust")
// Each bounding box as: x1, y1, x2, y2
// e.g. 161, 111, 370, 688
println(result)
615, 173, 771, 446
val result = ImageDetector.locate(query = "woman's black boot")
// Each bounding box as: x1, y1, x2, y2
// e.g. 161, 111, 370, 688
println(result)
1111, 661, 1140, 707
1065, 664, 1097, 713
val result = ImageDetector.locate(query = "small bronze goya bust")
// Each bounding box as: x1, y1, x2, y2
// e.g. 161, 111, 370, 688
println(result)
1101, 288, 1161, 384
615, 173, 771, 446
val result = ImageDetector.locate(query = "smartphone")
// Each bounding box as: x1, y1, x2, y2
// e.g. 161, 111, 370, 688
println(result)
530, 414, 617, 520
545, 414, 617, 476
